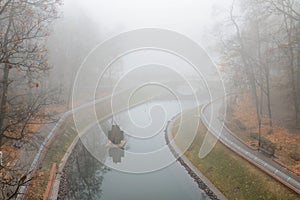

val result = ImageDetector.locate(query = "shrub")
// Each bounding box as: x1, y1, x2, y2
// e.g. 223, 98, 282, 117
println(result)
235, 119, 247, 130
290, 152, 300, 161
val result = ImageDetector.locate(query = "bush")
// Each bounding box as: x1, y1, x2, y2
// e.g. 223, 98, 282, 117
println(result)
250, 132, 259, 140
261, 138, 275, 149
235, 119, 247, 130
250, 133, 275, 147
290, 152, 300, 161
250, 132, 275, 156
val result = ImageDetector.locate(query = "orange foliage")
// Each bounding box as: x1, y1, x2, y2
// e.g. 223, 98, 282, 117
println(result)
233, 94, 258, 128
230, 93, 300, 175
0, 104, 67, 173
293, 163, 300, 175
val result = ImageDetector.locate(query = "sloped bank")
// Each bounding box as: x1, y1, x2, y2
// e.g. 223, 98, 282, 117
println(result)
169, 108, 299, 199
164, 115, 226, 200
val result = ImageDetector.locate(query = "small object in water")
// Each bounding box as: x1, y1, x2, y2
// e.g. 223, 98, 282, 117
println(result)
106, 124, 126, 148
106, 140, 126, 149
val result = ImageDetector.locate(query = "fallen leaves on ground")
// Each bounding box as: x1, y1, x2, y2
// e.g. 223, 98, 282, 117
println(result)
228, 93, 300, 175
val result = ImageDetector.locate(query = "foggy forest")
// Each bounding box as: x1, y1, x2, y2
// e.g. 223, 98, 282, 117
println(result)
0, 0, 300, 200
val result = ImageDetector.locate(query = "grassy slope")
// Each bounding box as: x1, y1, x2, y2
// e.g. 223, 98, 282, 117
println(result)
172, 109, 300, 200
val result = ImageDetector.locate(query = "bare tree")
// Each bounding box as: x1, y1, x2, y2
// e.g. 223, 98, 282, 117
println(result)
226, 1, 263, 144
266, 0, 300, 126
219, 0, 300, 133
0, 153, 32, 200
0, 1, 61, 199
0, 0, 60, 145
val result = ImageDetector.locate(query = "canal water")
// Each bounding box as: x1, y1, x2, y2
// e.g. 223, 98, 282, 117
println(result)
59, 100, 210, 200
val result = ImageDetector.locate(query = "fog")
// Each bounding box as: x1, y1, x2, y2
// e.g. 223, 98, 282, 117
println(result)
47, 0, 232, 104
1, 0, 300, 199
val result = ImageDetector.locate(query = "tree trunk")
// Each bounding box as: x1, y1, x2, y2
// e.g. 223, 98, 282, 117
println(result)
259, 79, 264, 115
230, 4, 262, 146
0, 11, 13, 147
283, 10, 299, 126
250, 74, 262, 147
0, 64, 10, 147
297, 23, 300, 128
266, 69, 273, 128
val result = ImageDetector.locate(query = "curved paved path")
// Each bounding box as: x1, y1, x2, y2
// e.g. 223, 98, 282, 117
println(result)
200, 97, 300, 195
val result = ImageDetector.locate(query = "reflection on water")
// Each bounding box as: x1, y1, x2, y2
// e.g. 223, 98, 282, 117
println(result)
60, 101, 209, 200
108, 147, 124, 163
58, 142, 108, 200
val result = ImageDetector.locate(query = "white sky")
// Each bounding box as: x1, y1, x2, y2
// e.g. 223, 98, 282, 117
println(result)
58, 0, 234, 76
64, 0, 233, 42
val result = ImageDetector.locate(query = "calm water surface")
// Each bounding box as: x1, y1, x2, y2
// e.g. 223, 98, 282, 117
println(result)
61, 100, 210, 200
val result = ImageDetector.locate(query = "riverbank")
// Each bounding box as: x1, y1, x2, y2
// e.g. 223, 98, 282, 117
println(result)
23, 88, 158, 199
165, 114, 226, 200
55, 140, 108, 200
24, 116, 77, 200
169, 108, 299, 199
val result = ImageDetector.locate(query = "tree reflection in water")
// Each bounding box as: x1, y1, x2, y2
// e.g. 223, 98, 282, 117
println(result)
58, 118, 127, 199
58, 141, 109, 200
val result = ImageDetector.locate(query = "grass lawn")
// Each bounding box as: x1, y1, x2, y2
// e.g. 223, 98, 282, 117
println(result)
172, 109, 300, 200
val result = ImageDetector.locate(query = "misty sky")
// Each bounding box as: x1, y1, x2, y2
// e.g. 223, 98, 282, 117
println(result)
63, 0, 233, 42
52, 0, 235, 80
